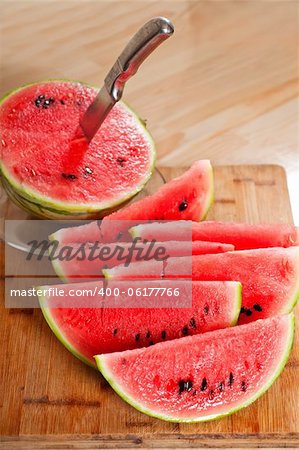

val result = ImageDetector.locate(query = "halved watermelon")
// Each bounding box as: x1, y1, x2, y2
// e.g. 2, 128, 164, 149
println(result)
50, 160, 214, 243
96, 314, 295, 422
38, 280, 241, 366
0, 81, 155, 219
103, 247, 299, 324
52, 240, 234, 283
130, 221, 299, 249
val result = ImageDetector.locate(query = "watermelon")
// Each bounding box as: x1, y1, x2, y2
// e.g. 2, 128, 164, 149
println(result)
50, 160, 214, 243
103, 247, 299, 324
0, 81, 155, 219
96, 314, 295, 422
38, 280, 241, 366
52, 240, 234, 283
130, 221, 299, 249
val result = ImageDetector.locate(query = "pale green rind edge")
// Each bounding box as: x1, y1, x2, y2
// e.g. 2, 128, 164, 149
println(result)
128, 226, 140, 240
50, 258, 71, 284
280, 247, 299, 314
95, 313, 295, 423
230, 281, 242, 326
102, 268, 112, 279
37, 287, 96, 368
0, 80, 156, 214
200, 161, 214, 221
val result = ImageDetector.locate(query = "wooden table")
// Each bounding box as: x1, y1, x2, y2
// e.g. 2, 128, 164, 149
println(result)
1, 1, 299, 448
1, 0, 298, 222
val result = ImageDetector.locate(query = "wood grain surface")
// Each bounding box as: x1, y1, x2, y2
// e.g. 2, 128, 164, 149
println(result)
0, 0, 298, 223
0, 165, 298, 449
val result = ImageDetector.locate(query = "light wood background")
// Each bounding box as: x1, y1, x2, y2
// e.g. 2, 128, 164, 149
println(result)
0, 0, 298, 222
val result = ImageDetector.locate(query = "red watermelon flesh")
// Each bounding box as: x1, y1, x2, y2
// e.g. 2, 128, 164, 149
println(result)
130, 221, 299, 249
39, 280, 241, 366
103, 247, 299, 324
52, 240, 234, 283
0, 81, 155, 215
50, 160, 214, 244
96, 314, 294, 422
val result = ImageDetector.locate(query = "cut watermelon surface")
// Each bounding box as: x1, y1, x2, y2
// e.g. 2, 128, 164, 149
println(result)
103, 247, 299, 324
52, 240, 234, 283
39, 280, 241, 366
0, 81, 155, 218
96, 314, 295, 422
50, 160, 214, 243
130, 221, 299, 249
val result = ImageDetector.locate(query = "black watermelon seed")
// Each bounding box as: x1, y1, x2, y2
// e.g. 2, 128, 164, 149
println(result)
178, 380, 185, 394
35, 95, 45, 106
182, 326, 189, 336
203, 304, 209, 315
146, 331, 151, 339
117, 157, 126, 167
219, 381, 224, 392
240, 307, 246, 314
241, 381, 247, 391
192, 390, 197, 396
228, 372, 234, 386
42, 99, 51, 109
84, 167, 93, 175
113, 328, 118, 336
179, 200, 188, 211
161, 330, 166, 340
253, 304, 263, 312
149, 341, 154, 346
245, 309, 253, 316
189, 318, 196, 329
60, 99, 65, 105
135, 333, 140, 342
200, 377, 208, 391
62, 173, 77, 181
48, 97, 55, 103
178, 379, 193, 394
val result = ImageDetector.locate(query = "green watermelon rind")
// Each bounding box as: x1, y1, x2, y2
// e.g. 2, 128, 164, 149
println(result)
37, 281, 241, 369
277, 247, 299, 314
0, 80, 156, 218
38, 287, 96, 368
50, 258, 70, 284
95, 313, 295, 423
199, 161, 214, 221
230, 281, 242, 325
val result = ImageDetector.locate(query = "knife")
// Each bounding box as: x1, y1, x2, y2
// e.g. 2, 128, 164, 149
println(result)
79, 17, 174, 143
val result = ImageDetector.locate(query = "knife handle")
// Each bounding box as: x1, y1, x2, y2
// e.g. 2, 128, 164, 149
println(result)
105, 17, 174, 101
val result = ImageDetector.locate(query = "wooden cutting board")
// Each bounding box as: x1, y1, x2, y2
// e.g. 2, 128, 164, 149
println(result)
0, 165, 298, 449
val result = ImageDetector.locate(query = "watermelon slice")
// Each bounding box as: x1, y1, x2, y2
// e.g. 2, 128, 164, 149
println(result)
50, 160, 214, 243
103, 247, 299, 324
0, 81, 155, 219
52, 240, 234, 283
38, 280, 241, 366
96, 314, 295, 422
130, 221, 299, 249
